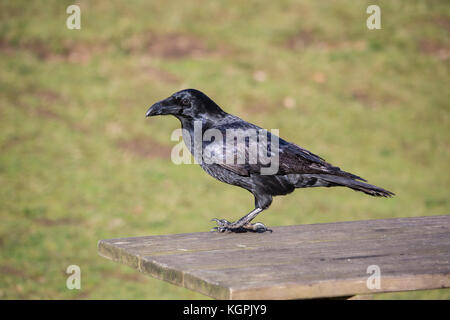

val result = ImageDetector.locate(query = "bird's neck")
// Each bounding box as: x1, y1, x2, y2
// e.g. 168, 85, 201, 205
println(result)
176, 114, 226, 135
175, 115, 226, 158
176, 117, 201, 156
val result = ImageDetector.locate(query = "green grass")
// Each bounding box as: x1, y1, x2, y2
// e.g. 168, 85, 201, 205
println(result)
0, 0, 449, 299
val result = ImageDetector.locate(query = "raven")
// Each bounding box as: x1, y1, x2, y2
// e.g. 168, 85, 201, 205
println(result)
146, 89, 394, 233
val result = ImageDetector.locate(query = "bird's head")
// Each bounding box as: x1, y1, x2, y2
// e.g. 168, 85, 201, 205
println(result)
146, 89, 226, 121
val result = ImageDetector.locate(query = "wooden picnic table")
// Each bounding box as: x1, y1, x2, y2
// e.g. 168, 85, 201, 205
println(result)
98, 215, 450, 299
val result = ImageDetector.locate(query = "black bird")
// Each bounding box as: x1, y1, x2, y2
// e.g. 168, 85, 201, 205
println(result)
146, 89, 394, 233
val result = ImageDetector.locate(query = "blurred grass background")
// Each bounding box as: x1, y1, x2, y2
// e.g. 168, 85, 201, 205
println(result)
0, 0, 449, 299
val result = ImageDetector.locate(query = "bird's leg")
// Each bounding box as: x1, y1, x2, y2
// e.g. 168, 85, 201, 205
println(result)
211, 208, 271, 233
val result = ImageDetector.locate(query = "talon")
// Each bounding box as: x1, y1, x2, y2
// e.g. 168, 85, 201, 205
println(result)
211, 218, 230, 227
244, 222, 272, 233
211, 218, 232, 232
210, 218, 271, 233
253, 222, 267, 233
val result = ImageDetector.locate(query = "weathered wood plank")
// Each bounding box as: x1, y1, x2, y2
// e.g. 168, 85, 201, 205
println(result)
98, 215, 450, 299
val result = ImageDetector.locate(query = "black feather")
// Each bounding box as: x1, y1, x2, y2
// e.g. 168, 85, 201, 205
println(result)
147, 89, 395, 217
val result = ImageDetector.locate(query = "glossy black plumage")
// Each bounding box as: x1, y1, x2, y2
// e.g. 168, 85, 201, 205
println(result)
146, 89, 394, 232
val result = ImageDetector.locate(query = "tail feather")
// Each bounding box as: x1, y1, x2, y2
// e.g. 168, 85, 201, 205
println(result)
292, 174, 394, 197
318, 175, 395, 197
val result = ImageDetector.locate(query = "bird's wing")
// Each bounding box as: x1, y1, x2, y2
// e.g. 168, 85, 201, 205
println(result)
203, 119, 365, 180
201, 123, 252, 176
277, 139, 366, 180
277, 140, 335, 174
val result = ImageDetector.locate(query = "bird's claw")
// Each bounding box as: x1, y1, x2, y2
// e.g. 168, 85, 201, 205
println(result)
246, 222, 273, 233
210, 219, 231, 232
210, 219, 272, 233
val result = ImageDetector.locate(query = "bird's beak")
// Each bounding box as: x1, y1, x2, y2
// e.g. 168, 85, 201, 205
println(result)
146, 101, 163, 117
146, 97, 182, 118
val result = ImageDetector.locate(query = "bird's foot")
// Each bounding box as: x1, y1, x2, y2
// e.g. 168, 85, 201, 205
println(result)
210, 219, 272, 233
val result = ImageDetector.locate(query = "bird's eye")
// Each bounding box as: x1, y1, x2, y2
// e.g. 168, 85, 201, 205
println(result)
181, 98, 190, 106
